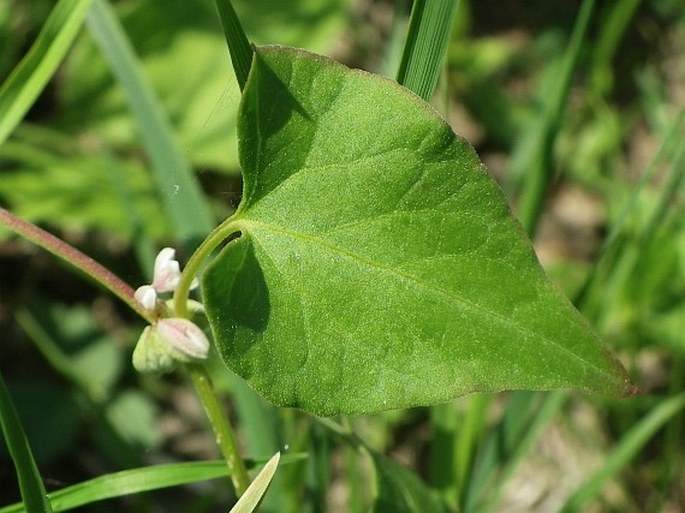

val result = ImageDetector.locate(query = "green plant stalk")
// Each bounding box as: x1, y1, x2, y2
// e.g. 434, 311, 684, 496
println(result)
0, 206, 154, 324
428, 395, 490, 510
480, 392, 566, 513
662, 356, 685, 503
589, 0, 641, 97
187, 364, 250, 496
173, 217, 239, 318
642, 139, 685, 241
462, 392, 566, 513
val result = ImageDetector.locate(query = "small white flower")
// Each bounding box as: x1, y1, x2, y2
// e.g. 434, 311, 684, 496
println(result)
151, 247, 182, 293
135, 247, 198, 311
134, 284, 158, 311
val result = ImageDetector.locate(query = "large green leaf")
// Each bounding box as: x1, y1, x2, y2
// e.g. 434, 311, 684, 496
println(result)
202, 45, 633, 416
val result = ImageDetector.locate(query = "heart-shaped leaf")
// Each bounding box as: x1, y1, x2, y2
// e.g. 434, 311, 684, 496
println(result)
202, 45, 632, 416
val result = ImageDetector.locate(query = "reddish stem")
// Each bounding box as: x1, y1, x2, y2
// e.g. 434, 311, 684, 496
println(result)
0, 206, 154, 323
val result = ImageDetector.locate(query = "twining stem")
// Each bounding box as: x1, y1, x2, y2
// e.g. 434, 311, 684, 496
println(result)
187, 363, 250, 496
0, 206, 154, 324
175, 219, 252, 496
0, 209, 253, 493
173, 217, 239, 318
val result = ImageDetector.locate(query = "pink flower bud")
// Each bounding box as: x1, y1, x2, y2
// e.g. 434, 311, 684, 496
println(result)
157, 318, 210, 359
132, 318, 209, 373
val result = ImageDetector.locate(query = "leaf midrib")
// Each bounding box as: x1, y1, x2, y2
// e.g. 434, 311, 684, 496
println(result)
238, 219, 613, 381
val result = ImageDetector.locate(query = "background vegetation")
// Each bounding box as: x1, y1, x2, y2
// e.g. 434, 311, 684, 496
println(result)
1, 0, 684, 511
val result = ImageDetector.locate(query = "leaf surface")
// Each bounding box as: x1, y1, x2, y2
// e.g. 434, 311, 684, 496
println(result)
203, 45, 632, 415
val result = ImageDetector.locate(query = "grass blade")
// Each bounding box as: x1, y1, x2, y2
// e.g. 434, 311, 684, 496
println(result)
213, 0, 253, 91
0, 455, 301, 513
560, 393, 685, 513
454, 394, 490, 508
396, 0, 459, 101
229, 452, 280, 513
0, 371, 53, 513
512, 0, 596, 235
85, 0, 214, 246
0, 0, 92, 147
463, 392, 566, 513
575, 107, 685, 311
642, 134, 685, 240
589, 0, 641, 96
429, 398, 491, 509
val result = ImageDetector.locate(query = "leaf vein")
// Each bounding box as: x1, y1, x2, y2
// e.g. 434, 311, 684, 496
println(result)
245, 221, 613, 379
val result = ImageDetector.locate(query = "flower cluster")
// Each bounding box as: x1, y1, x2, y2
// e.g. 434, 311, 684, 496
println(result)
134, 247, 198, 313
132, 248, 208, 373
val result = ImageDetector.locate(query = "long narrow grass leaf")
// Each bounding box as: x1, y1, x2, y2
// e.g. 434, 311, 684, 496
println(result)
214, 0, 253, 91
86, 0, 214, 246
429, 403, 460, 507
0, 455, 303, 513
0, 372, 53, 513
0, 0, 92, 146
605, 107, 685, 249
378, 0, 410, 78
589, 0, 641, 96
513, 0, 596, 235
560, 393, 685, 513
575, 107, 685, 308
229, 452, 280, 513
643, 135, 685, 240
455, 394, 491, 509
396, 0, 459, 101
463, 392, 566, 513
480, 392, 566, 513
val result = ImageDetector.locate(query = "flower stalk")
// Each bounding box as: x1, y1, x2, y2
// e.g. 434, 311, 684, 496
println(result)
187, 364, 251, 496
173, 217, 239, 318
1, 207, 252, 496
